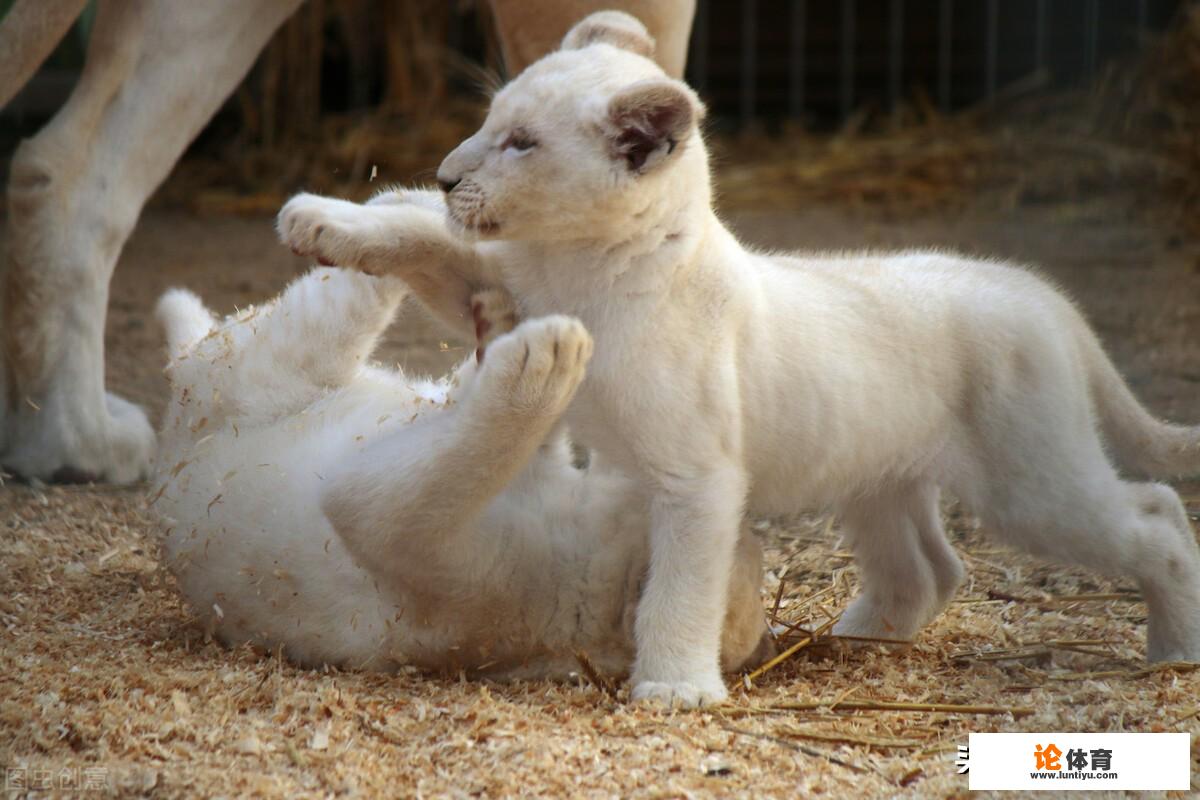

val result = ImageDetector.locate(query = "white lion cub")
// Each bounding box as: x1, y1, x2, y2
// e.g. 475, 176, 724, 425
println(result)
276, 12, 1200, 707
152, 266, 771, 678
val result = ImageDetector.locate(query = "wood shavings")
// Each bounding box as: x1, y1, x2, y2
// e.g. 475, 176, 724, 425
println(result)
773, 724, 925, 749
766, 699, 1034, 718
308, 725, 330, 751
744, 616, 838, 684
573, 651, 618, 699
235, 735, 265, 755
4, 468, 1200, 797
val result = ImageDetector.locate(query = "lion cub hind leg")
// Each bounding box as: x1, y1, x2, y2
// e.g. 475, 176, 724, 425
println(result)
967, 439, 1200, 663
832, 481, 964, 641
1128, 483, 1200, 662
256, 268, 408, 388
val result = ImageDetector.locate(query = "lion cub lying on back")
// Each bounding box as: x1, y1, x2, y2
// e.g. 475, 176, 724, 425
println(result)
278, 11, 1200, 707
152, 267, 770, 678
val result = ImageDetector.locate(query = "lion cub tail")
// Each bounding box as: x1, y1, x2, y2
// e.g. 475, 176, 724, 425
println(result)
156, 288, 216, 359
1083, 330, 1200, 479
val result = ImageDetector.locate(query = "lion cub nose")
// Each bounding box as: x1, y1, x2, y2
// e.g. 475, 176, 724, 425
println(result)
437, 175, 461, 194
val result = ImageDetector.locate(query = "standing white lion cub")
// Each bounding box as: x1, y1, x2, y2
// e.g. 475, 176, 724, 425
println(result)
277, 11, 1200, 707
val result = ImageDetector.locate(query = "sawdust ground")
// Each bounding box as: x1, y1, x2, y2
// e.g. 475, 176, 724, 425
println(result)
2, 180, 1200, 797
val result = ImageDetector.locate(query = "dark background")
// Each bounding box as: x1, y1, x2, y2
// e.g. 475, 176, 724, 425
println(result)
1, 0, 1187, 141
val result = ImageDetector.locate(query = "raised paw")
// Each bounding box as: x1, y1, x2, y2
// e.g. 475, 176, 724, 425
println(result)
631, 679, 728, 710
478, 315, 592, 417
277, 193, 372, 272
470, 288, 520, 363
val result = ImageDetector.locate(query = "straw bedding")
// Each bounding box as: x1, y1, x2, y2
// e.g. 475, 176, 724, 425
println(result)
4, 478, 1200, 797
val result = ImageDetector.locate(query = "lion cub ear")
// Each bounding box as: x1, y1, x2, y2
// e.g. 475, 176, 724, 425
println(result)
561, 11, 655, 61
605, 79, 705, 173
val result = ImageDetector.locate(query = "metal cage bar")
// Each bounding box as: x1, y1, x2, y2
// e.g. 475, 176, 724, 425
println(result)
889, 0, 904, 111
938, 0, 953, 110
985, 0, 999, 97
789, 0, 807, 121
1035, 0, 1048, 73
840, 0, 856, 119
1084, 0, 1100, 78
740, 0, 757, 127
690, 0, 709, 95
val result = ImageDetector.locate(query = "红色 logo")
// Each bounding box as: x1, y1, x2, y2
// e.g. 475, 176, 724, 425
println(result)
1033, 742, 1112, 774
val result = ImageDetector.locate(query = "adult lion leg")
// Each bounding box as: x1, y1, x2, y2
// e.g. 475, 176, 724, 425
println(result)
1, 0, 302, 483
0, 0, 90, 108
490, 0, 696, 78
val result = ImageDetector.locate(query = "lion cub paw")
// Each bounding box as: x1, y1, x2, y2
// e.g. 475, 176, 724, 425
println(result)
631, 678, 729, 710
277, 193, 371, 272
479, 316, 592, 417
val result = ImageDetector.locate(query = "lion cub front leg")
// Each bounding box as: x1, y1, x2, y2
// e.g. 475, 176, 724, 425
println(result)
277, 192, 485, 340
632, 463, 746, 709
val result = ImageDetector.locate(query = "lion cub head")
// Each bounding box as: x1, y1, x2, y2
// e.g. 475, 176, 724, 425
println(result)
437, 11, 707, 242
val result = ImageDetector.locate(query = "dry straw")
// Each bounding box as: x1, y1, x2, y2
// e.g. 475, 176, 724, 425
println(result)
6, 486, 1200, 795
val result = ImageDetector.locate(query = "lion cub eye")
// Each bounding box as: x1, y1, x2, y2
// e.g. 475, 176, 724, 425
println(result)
502, 130, 537, 152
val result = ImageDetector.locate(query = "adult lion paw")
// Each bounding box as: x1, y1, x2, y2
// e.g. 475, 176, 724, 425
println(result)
2, 391, 154, 485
